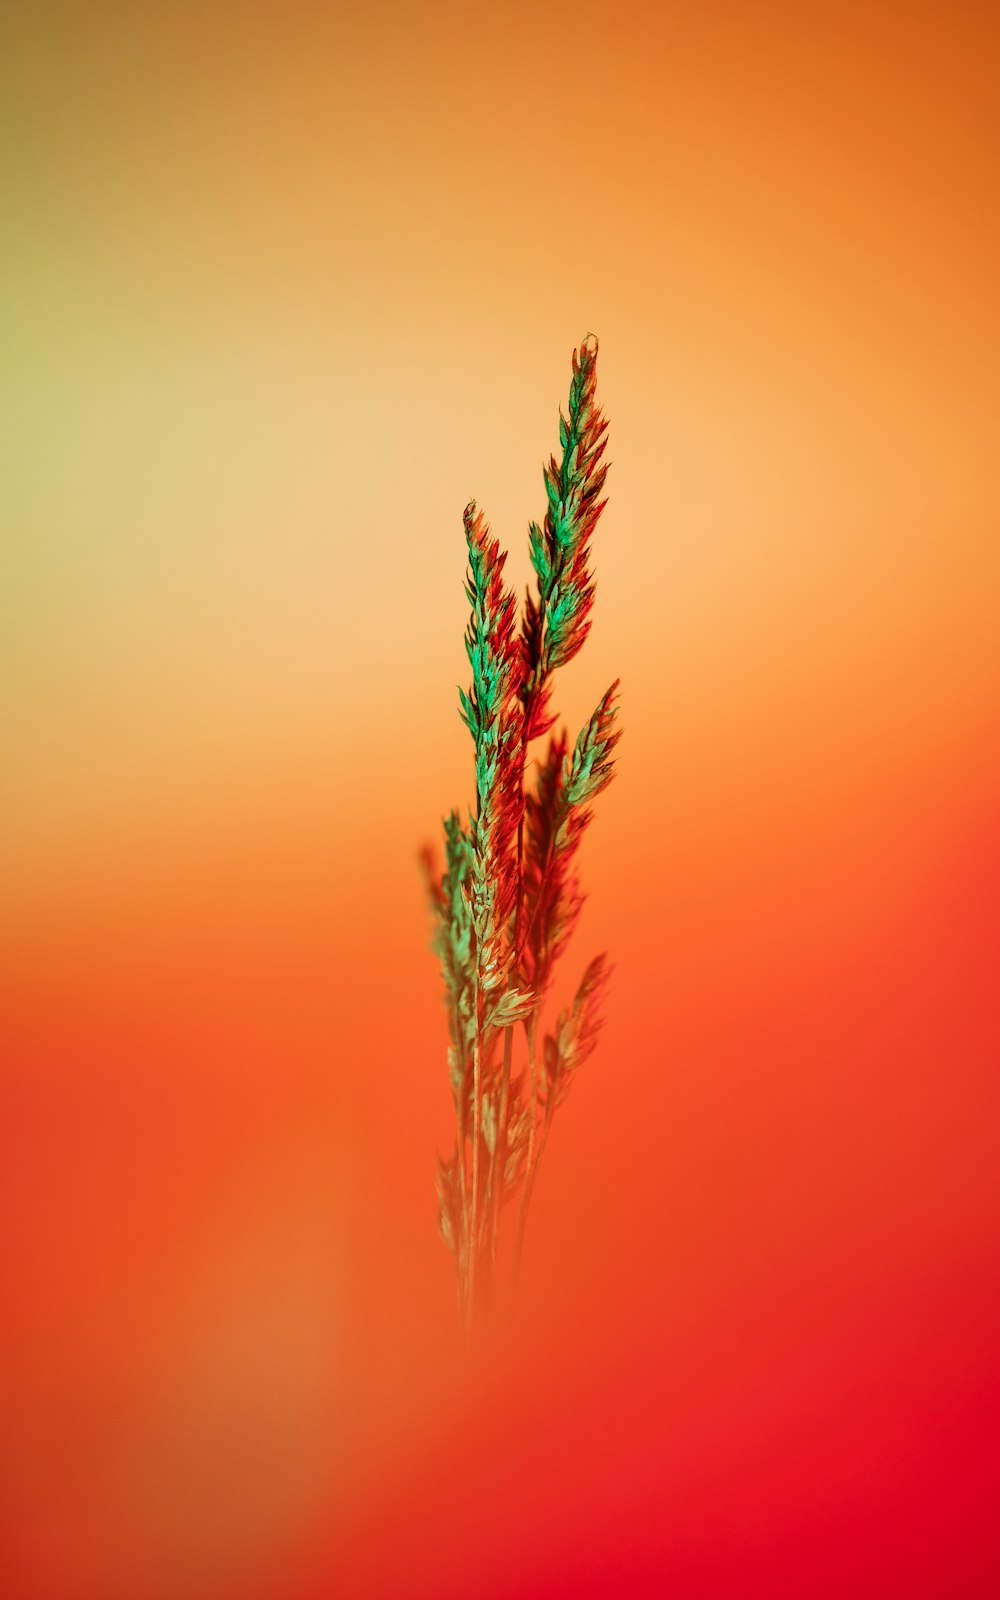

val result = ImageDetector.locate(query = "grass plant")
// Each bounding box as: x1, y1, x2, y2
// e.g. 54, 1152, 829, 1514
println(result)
421, 336, 621, 1335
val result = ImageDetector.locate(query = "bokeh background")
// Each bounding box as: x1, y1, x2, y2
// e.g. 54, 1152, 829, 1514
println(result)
2, 2, 998, 1596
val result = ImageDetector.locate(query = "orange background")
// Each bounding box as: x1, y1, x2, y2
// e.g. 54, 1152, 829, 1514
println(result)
2, 3, 998, 1596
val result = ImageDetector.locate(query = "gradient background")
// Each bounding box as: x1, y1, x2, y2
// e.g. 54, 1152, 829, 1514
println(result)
2, 2, 999, 1597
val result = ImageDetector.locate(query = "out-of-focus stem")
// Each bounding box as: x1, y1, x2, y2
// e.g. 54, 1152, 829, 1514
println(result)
490, 1019, 514, 1272
469, 989, 482, 1333
513, 1014, 543, 1294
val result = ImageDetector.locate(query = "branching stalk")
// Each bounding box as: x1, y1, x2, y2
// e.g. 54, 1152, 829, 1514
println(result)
422, 336, 621, 1335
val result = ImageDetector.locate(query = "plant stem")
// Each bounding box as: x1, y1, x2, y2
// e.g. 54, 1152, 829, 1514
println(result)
469, 985, 482, 1332
490, 1017, 514, 1271
489, 690, 536, 1270
457, 1078, 470, 1337
512, 1014, 542, 1293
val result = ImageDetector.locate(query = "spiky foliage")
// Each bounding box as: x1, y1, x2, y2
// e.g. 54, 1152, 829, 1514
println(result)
519, 680, 622, 1000
421, 813, 475, 1106
542, 954, 612, 1119
422, 338, 621, 1334
460, 503, 525, 999
521, 334, 610, 742
502, 953, 614, 1274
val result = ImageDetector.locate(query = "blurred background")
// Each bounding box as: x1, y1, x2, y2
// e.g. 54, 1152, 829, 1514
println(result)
2, 1, 998, 1596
